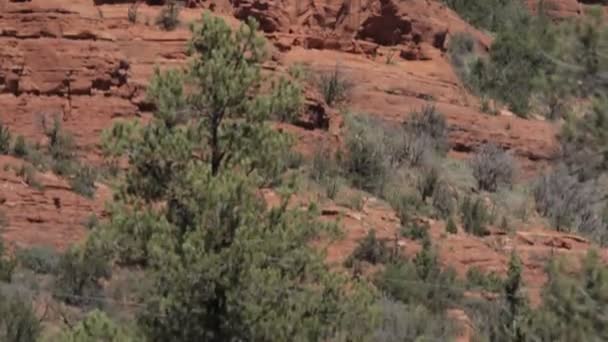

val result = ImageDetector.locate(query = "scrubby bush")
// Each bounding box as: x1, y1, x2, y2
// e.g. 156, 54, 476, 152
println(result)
381, 105, 448, 169
83, 213, 99, 230
405, 104, 449, 155
470, 143, 515, 192
390, 193, 427, 226
560, 95, 608, 181
443, 0, 529, 32
432, 180, 456, 219
54, 309, 139, 341
376, 238, 462, 312
401, 219, 430, 241
12, 135, 28, 158
464, 252, 528, 341
447, 32, 476, 81
416, 164, 440, 201
54, 243, 111, 306
310, 144, 338, 183
466, 266, 504, 292
533, 167, 607, 242
448, 31, 475, 59
0, 289, 40, 342
16, 165, 42, 191
461, 195, 490, 236
343, 115, 390, 193
446, 216, 458, 234
69, 164, 97, 198
373, 297, 458, 341
324, 176, 340, 200
342, 105, 448, 196
528, 250, 608, 341
0, 234, 16, 283
42, 115, 76, 166
128, 2, 139, 23
16, 245, 59, 274
445, 1, 556, 116
317, 64, 353, 106
0, 122, 11, 154
345, 229, 394, 267
156, 0, 180, 30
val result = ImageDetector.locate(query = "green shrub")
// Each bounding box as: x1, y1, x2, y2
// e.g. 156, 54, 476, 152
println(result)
51, 158, 76, 176
405, 104, 449, 156
54, 309, 139, 341
373, 297, 457, 341
390, 193, 425, 226
156, 0, 180, 30
344, 229, 394, 267
0, 122, 11, 154
83, 213, 99, 230
446, 2, 557, 117
310, 144, 338, 183
347, 192, 365, 211
0, 227, 15, 283
443, 0, 529, 32
560, 96, 608, 181
466, 266, 504, 292
0, 290, 41, 342
470, 143, 515, 192
375, 238, 462, 312
533, 167, 606, 242
528, 250, 608, 341
449, 32, 475, 55
343, 115, 389, 193
401, 220, 430, 241
317, 64, 353, 106
53, 244, 111, 306
16, 165, 43, 191
16, 245, 59, 274
127, 2, 139, 23
12, 135, 28, 158
432, 180, 456, 219
69, 164, 97, 198
324, 176, 340, 200
461, 196, 490, 236
448, 32, 478, 87
416, 165, 439, 201
42, 116, 76, 164
446, 216, 458, 234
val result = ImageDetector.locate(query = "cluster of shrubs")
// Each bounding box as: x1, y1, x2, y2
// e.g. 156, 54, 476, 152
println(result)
447, 1, 607, 119
0, 118, 97, 197
337, 104, 449, 195
533, 167, 608, 244
314, 104, 514, 238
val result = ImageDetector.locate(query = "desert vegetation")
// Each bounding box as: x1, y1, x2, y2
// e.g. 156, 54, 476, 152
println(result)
1, 1, 608, 341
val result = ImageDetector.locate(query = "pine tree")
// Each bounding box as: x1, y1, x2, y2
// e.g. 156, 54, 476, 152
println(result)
99, 12, 374, 341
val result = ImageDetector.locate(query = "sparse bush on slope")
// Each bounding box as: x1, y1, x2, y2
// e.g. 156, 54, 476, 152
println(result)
470, 143, 516, 192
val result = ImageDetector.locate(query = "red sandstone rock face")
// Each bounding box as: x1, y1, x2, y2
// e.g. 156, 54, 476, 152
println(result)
231, 0, 492, 57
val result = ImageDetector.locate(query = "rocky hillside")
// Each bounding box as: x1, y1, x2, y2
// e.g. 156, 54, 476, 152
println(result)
1, 0, 608, 340
0, 0, 561, 247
